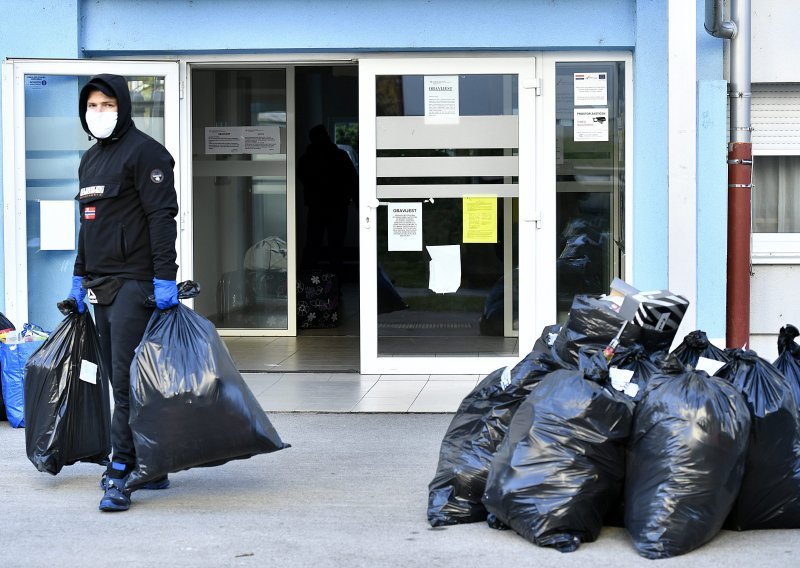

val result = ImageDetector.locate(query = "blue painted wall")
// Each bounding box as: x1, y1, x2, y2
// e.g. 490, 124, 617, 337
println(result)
631, 0, 668, 290
0, 1, 79, 314
78, 0, 636, 54
696, 1, 727, 338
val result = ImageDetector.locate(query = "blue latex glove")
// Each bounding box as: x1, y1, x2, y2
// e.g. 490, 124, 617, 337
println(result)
68, 275, 87, 313
153, 278, 179, 310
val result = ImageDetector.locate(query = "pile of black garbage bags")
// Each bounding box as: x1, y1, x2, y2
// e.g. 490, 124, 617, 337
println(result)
428, 292, 800, 559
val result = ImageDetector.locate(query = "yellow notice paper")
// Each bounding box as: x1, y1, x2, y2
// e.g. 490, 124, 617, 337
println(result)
463, 197, 497, 243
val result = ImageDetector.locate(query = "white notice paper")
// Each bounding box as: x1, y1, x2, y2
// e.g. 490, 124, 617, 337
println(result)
40, 200, 75, 250
574, 72, 608, 106
205, 127, 244, 154
574, 108, 609, 142
79, 359, 98, 384
205, 126, 282, 155
424, 76, 459, 122
427, 245, 461, 294
388, 202, 422, 251
243, 126, 281, 154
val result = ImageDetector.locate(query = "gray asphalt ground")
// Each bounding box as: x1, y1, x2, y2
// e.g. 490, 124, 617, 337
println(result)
1, 413, 799, 567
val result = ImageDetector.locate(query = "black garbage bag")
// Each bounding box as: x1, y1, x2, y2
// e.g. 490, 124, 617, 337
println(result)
608, 344, 663, 402
427, 331, 569, 527
553, 295, 643, 365
716, 349, 800, 530
126, 301, 289, 491
23, 301, 111, 474
625, 356, 751, 559
482, 351, 635, 552
774, 324, 800, 411
670, 330, 730, 368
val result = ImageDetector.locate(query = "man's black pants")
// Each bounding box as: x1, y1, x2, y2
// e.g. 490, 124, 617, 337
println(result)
94, 279, 154, 468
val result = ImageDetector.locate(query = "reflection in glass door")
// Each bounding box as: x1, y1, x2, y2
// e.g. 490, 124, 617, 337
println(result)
555, 62, 626, 320
359, 58, 539, 375
3, 61, 178, 332
190, 68, 292, 332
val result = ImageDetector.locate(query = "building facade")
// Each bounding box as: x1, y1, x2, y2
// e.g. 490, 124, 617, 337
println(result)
1, 1, 739, 374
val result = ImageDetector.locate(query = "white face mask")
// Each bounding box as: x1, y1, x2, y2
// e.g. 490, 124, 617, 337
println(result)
85, 110, 118, 139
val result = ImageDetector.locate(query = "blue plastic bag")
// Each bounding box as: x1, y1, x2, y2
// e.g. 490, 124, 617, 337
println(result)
0, 340, 44, 428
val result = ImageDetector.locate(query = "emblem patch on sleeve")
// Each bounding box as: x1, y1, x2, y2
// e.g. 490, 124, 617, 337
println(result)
150, 169, 165, 183
84, 206, 96, 220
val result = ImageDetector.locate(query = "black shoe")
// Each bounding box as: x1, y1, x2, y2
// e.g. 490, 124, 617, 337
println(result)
99, 478, 130, 512
100, 472, 170, 491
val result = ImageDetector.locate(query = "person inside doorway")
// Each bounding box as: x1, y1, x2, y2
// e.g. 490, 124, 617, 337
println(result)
67, 74, 179, 512
297, 124, 358, 276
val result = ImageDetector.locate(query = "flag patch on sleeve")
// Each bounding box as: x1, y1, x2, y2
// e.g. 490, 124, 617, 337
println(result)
84, 206, 96, 220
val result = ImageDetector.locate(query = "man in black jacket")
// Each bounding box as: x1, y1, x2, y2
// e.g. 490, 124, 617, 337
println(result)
67, 74, 179, 512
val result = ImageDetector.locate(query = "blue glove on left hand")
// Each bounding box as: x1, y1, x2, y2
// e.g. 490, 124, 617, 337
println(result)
153, 278, 179, 310
67, 275, 87, 313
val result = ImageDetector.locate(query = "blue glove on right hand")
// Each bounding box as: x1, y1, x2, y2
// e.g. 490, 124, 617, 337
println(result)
67, 275, 87, 313
153, 278, 179, 310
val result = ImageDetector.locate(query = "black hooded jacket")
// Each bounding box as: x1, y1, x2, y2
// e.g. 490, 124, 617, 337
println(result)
74, 74, 178, 281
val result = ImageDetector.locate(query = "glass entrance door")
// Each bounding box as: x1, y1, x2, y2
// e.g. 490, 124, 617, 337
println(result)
358, 57, 541, 374
188, 67, 294, 334
2, 60, 179, 331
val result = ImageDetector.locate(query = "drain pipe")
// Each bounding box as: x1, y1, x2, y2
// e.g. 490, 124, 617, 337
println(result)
705, 0, 752, 348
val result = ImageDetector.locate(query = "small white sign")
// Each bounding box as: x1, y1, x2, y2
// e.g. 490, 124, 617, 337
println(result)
79, 360, 98, 384
574, 72, 608, 106
388, 202, 422, 251
40, 200, 76, 251
574, 108, 609, 142
424, 76, 459, 122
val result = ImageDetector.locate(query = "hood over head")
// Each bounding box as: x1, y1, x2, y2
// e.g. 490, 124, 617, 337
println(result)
79, 74, 133, 142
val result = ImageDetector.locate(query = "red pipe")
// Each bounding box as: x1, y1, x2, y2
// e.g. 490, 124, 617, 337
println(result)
726, 142, 752, 348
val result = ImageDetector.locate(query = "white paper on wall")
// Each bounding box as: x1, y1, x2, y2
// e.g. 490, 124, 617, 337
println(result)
40, 200, 75, 250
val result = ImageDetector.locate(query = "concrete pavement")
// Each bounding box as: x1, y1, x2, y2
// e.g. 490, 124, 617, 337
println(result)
1, 413, 799, 567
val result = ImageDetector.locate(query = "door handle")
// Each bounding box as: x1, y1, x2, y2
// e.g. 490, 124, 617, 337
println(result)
363, 199, 389, 229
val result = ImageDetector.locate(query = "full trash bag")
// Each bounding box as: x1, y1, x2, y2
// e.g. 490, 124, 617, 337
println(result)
24, 301, 111, 474
0, 324, 49, 428
127, 300, 289, 491
608, 344, 662, 402
553, 295, 643, 365
427, 332, 568, 526
716, 349, 800, 530
774, 324, 800, 411
670, 330, 730, 368
482, 351, 635, 552
625, 356, 751, 559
